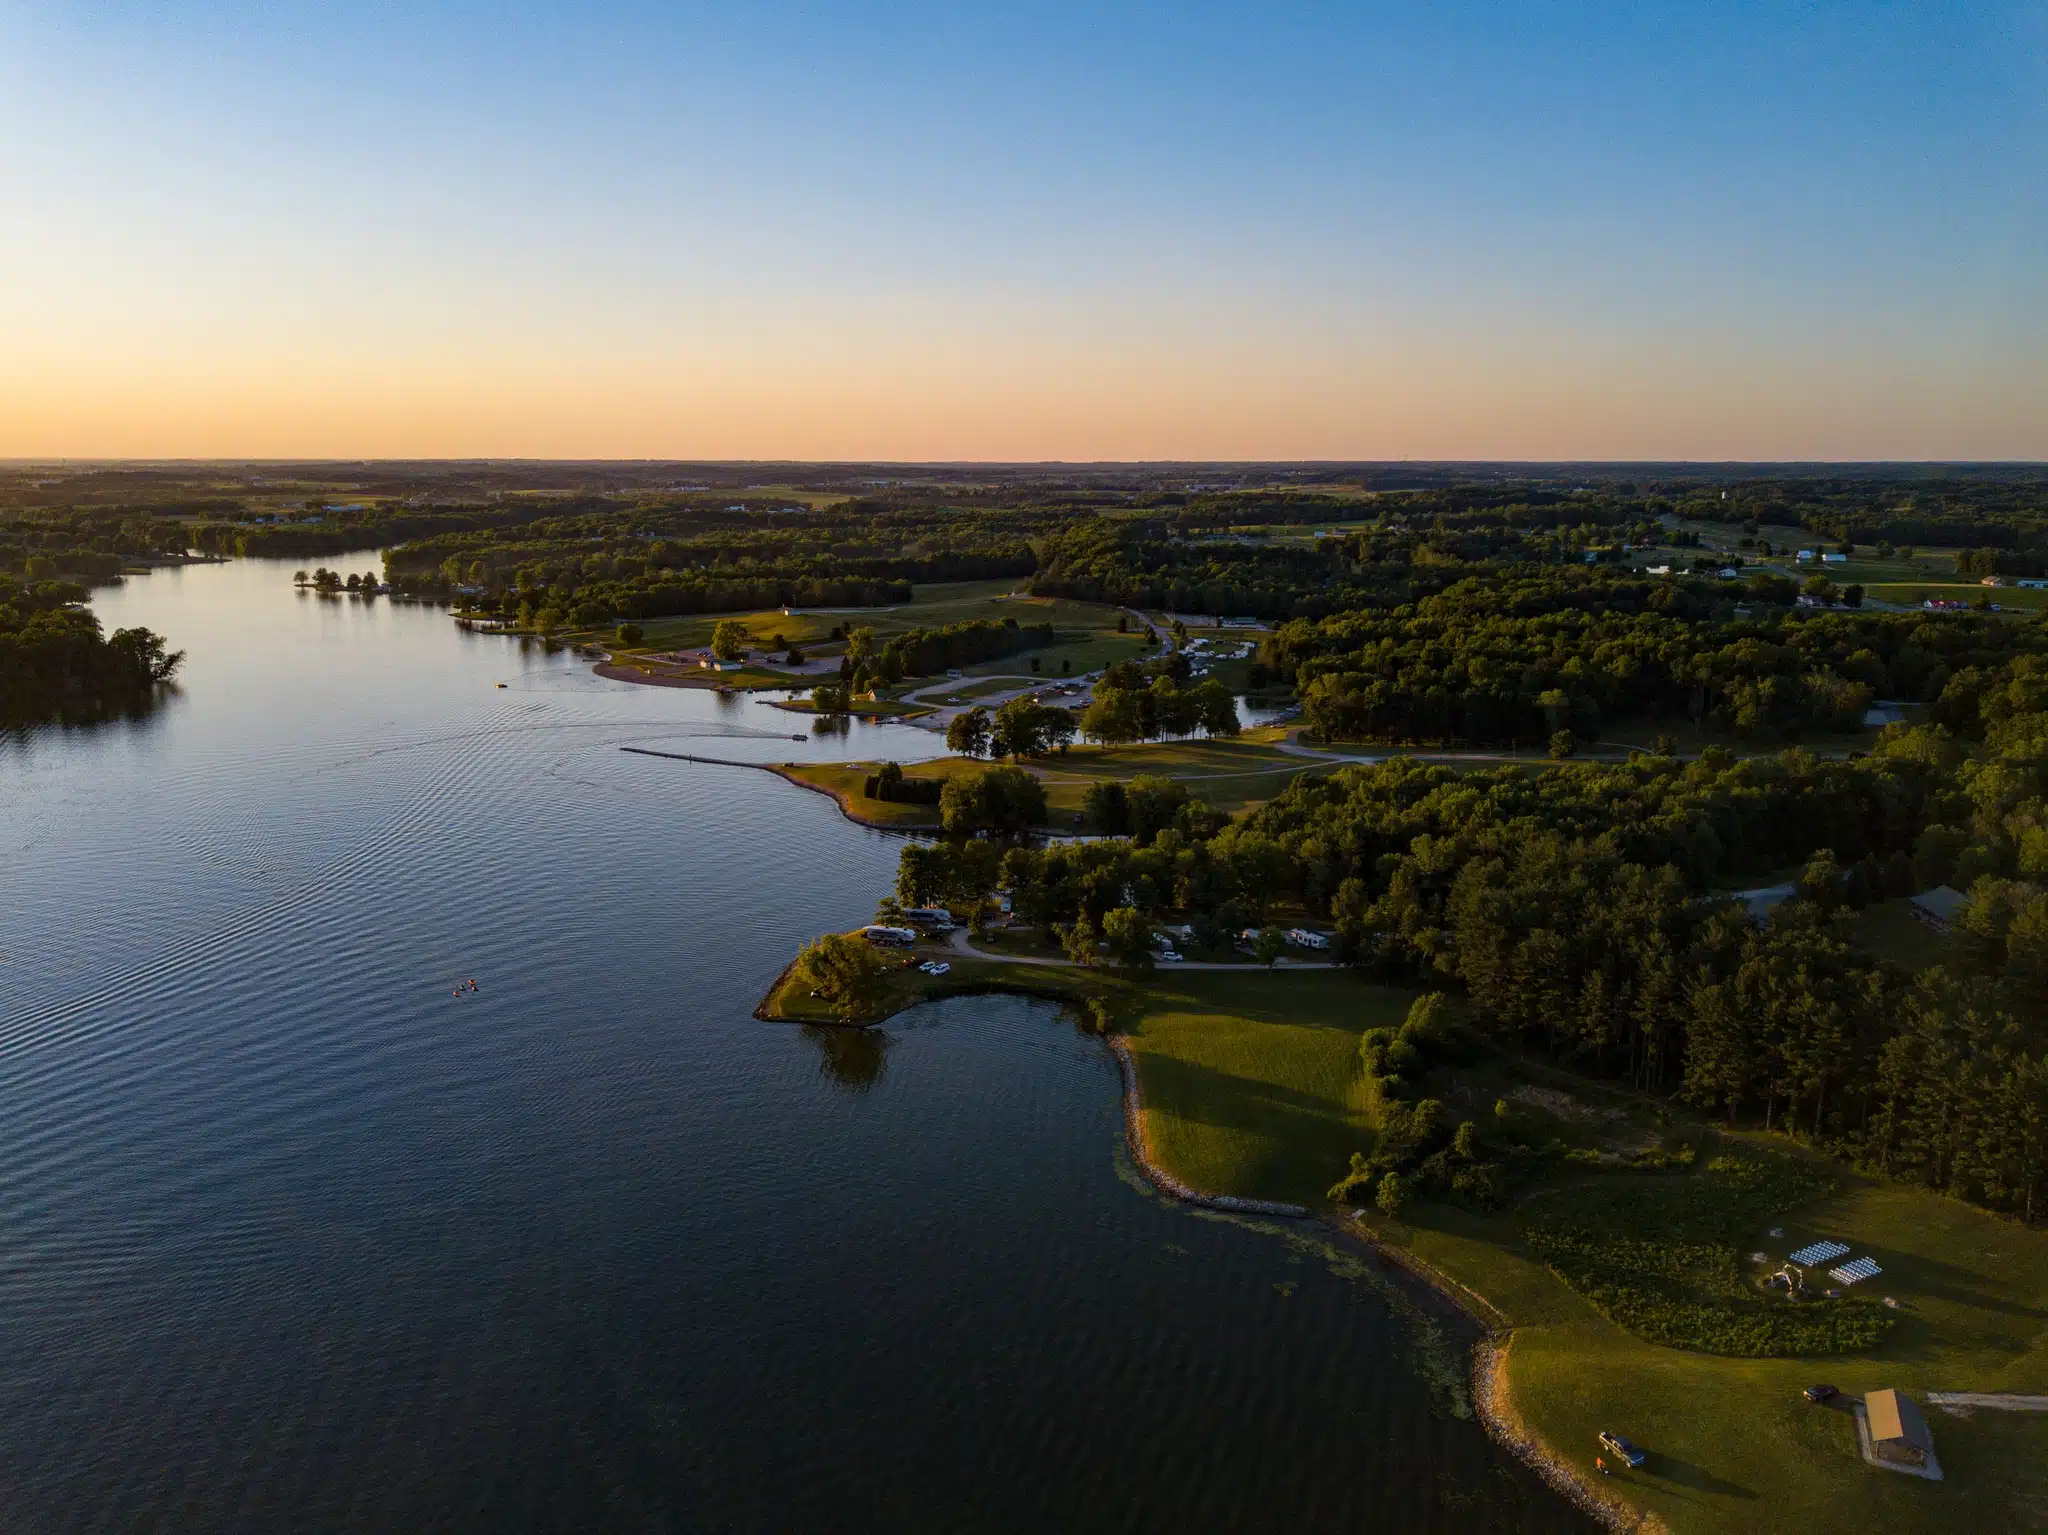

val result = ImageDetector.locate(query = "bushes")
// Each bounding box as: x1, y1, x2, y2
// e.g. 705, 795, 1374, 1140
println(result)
862, 762, 944, 805
1519, 1150, 1893, 1356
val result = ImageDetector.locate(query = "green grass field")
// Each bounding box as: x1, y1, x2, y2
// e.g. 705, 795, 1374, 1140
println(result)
587, 580, 1148, 678
1868, 582, 2048, 614
760, 929, 2048, 1531
1122, 970, 1416, 1202
921, 677, 1030, 705
1099, 964, 2048, 1535
599, 654, 797, 690
769, 697, 935, 720
778, 735, 1317, 830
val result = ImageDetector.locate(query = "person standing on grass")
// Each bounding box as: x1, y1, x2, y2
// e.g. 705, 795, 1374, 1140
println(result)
1596, 1457, 1608, 1477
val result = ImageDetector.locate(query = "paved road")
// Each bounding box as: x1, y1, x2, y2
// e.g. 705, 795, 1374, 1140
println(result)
945, 927, 1339, 971
1926, 1393, 2048, 1411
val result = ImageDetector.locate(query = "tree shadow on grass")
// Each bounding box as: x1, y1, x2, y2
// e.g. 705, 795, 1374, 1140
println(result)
1856, 1248, 2048, 1322
1635, 1453, 1758, 1500
1136, 1052, 1360, 1137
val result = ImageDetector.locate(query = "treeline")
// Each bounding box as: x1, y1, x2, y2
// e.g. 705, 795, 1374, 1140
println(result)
1030, 518, 1410, 619
1026, 508, 1674, 621
1676, 474, 2048, 550
518, 574, 912, 631
0, 577, 184, 725
1267, 574, 2048, 747
386, 501, 1045, 608
881, 618, 1053, 678
890, 728, 2048, 1222
1, 510, 191, 583
195, 502, 553, 558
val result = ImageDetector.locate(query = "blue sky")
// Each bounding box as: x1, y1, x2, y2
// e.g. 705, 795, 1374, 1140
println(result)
2, 1, 2043, 457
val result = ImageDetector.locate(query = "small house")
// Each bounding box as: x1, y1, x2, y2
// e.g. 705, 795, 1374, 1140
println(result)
1864, 1389, 1935, 1469
2017, 578, 2048, 590
1863, 705, 1904, 727
1910, 886, 1966, 932
1823, 552, 1849, 565
1645, 564, 1672, 576
1796, 549, 1816, 562
1286, 928, 1332, 950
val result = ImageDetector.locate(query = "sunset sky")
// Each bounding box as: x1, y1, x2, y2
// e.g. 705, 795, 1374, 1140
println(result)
3, 2, 2043, 461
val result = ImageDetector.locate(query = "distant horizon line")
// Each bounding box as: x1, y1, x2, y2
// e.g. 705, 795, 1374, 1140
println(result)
7, 457, 2047, 471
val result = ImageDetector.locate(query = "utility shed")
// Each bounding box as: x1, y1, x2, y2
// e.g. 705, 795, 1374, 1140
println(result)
1865, 1389, 1934, 1468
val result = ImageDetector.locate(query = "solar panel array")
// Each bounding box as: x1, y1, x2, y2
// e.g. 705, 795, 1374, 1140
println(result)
1788, 1239, 1849, 1266
1828, 1257, 1882, 1285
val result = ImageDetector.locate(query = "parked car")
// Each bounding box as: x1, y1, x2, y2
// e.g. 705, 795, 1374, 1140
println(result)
918, 960, 952, 976
1158, 949, 1183, 963
1597, 1432, 1646, 1468
1802, 1384, 1840, 1404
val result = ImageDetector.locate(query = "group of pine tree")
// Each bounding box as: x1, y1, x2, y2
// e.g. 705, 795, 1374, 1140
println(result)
893, 698, 2048, 1223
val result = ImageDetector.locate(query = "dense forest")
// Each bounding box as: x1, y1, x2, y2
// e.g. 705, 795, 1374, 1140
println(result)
1271, 576, 2048, 748
892, 717, 2048, 1223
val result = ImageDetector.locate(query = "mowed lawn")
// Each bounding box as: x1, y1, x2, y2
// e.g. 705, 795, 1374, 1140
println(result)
590, 580, 1149, 676
780, 736, 1324, 829
1358, 1177, 2048, 1535
1121, 970, 1416, 1205
769, 936, 2048, 1531
1107, 968, 2048, 1535
1036, 734, 1322, 814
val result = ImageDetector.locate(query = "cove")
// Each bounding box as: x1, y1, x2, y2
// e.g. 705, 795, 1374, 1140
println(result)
0, 556, 1587, 1532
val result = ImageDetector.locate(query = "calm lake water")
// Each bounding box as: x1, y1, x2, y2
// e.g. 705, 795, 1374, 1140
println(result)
0, 558, 1586, 1532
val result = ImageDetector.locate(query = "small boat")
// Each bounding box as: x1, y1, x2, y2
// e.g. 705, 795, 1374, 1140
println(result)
792, 733, 808, 741
495, 683, 507, 689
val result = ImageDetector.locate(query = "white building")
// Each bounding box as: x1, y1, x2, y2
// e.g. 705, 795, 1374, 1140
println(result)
1286, 928, 1332, 950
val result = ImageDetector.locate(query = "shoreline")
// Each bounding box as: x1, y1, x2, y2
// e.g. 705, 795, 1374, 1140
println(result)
755, 948, 1647, 1532
614, 746, 941, 832
1110, 1026, 1644, 1530
767, 763, 944, 831
595, 661, 776, 691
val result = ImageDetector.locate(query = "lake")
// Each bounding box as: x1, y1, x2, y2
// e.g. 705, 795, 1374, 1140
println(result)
0, 557, 1586, 1532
